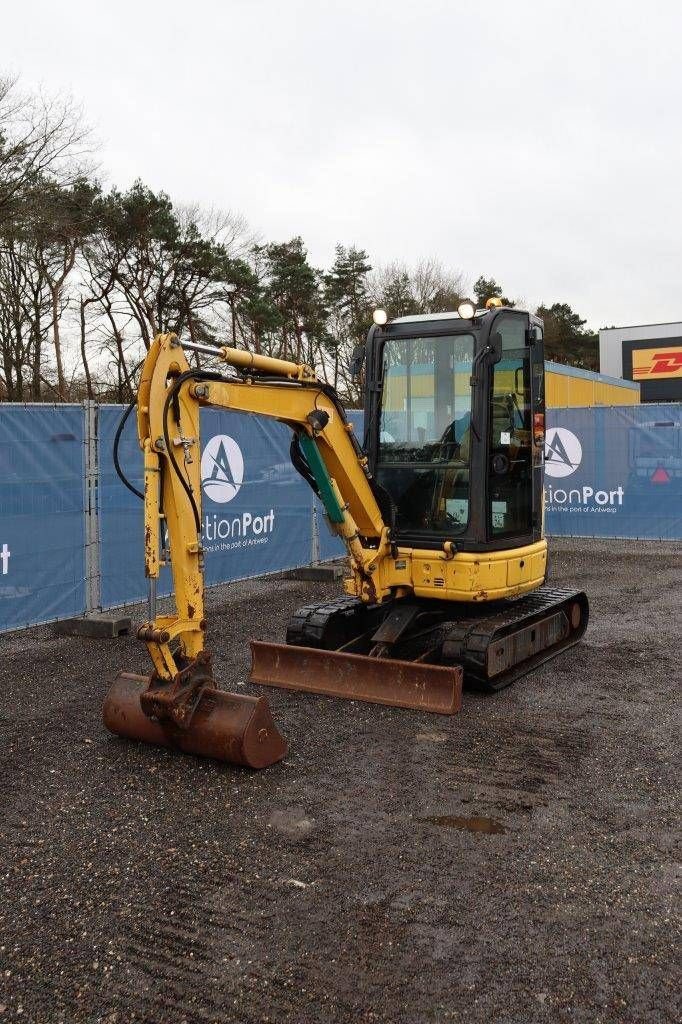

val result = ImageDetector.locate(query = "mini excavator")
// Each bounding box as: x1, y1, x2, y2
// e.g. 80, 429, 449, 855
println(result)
104, 300, 588, 768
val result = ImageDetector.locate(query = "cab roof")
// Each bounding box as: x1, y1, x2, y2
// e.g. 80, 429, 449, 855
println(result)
388, 306, 536, 327
389, 311, 481, 324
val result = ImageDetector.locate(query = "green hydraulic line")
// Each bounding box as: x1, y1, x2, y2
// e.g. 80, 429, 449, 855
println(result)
297, 434, 345, 524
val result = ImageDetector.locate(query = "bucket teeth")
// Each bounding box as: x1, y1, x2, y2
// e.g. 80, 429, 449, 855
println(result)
249, 641, 463, 715
103, 673, 287, 769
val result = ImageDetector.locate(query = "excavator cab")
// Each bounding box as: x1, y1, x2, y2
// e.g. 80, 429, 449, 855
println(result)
362, 307, 545, 549
104, 305, 588, 769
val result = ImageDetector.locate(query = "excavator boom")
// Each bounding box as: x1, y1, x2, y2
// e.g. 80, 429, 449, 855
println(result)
105, 332, 461, 767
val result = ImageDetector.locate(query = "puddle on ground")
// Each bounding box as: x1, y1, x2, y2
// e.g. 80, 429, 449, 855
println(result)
420, 814, 506, 835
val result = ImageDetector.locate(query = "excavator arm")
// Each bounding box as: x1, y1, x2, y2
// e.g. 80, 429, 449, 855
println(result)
136, 333, 392, 684
103, 332, 411, 768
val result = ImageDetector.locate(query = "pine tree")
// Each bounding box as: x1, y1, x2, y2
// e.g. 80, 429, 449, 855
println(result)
536, 302, 595, 368
323, 245, 373, 395
253, 237, 328, 365
473, 275, 513, 309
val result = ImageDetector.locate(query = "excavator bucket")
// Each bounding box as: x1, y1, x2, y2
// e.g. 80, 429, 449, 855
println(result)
103, 673, 287, 769
249, 641, 463, 715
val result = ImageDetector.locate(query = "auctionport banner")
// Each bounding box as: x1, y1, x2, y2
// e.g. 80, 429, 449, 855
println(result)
2, 402, 680, 634
320, 408, 682, 542
98, 405, 312, 607
200, 408, 311, 586
0, 405, 86, 631
544, 405, 682, 538
97, 404, 173, 608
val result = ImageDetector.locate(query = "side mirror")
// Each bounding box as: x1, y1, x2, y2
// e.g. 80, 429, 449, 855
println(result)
349, 343, 366, 379
526, 325, 543, 345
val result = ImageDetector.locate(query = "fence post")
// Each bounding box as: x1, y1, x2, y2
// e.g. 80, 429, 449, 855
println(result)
56, 401, 130, 636
83, 400, 102, 614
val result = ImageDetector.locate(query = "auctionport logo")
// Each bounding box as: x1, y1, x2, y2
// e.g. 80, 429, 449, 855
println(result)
201, 435, 244, 503
544, 427, 583, 478
200, 434, 276, 550
544, 425, 624, 512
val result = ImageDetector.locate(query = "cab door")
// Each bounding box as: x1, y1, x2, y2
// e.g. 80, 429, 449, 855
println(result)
486, 312, 544, 543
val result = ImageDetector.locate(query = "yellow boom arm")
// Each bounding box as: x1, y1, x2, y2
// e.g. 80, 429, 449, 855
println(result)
136, 333, 392, 682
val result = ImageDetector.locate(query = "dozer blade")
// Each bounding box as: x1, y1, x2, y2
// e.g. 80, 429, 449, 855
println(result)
249, 641, 463, 715
103, 673, 287, 769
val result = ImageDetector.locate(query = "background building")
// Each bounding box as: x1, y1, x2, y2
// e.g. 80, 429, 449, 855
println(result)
545, 360, 639, 407
600, 322, 682, 403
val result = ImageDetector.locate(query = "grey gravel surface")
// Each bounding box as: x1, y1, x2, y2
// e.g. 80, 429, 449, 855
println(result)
1, 539, 680, 1024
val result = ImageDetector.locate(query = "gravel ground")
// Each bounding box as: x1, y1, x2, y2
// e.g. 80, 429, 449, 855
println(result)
1, 538, 680, 1024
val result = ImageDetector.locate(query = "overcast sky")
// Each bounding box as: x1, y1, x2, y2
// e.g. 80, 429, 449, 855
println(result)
4, 0, 681, 329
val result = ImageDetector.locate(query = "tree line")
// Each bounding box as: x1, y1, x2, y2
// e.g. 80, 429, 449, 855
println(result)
0, 75, 596, 406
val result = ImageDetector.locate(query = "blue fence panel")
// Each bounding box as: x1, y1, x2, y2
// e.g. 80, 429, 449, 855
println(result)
0, 405, 86, 631
545, 404, 682, 539
3, 399, 678, 632
98, 405, 313, 607
201, 408, 312, 586
98, 405, 174, 607
321, 405, 682, 547
317, 410, 364, 561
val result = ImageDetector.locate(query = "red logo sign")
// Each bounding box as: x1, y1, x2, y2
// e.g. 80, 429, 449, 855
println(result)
632, 346, 682, 380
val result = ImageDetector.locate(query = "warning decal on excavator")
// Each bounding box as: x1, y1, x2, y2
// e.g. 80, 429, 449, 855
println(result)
632, 346, 682, 380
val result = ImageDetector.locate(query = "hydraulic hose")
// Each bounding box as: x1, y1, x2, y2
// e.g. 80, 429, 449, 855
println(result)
112, 356, 148, 502
113, 401, 144, 501
290, 432, 320, 496
162, 370, 227, 535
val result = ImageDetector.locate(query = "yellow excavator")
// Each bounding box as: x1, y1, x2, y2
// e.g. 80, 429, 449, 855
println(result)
104, 300, 588, 768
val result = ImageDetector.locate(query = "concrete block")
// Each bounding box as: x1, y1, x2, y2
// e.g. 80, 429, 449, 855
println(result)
283, 562, 345, 582
55, 614, 132, 639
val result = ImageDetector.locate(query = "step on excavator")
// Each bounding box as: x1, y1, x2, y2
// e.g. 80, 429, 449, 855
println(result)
104, 300, 588, 768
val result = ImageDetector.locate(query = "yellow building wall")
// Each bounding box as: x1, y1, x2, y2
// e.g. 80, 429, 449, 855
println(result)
382, 365, 640, 411
545, 370, 640, 408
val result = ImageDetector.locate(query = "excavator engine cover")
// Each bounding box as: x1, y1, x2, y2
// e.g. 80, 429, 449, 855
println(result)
103, 673, 287, 769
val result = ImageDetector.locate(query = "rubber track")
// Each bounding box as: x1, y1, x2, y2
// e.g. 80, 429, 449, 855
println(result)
285, 596, 366, 648
285, 586, 588, 694
441, 585, 589, 691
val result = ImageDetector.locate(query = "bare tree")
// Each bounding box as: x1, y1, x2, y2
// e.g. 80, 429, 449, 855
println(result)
0, 78, 96, 399
177, 202, 258, 260
0, 76, 93, 228
412, 258, 467, 313
369, 259, 467, 318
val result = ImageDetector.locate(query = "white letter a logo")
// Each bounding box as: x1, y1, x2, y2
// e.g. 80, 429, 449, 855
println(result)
201, 435, 244, 503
